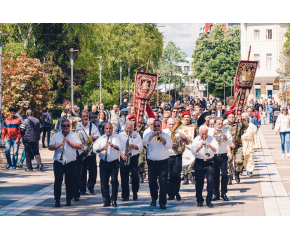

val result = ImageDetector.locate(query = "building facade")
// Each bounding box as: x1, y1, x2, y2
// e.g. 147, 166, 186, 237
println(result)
241, 23, 288, 104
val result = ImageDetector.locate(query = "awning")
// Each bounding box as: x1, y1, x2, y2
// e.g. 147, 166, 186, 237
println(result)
254, 76, 278, 84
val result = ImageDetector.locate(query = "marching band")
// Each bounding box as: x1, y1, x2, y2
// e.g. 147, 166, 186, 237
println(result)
47, 106, 260, 210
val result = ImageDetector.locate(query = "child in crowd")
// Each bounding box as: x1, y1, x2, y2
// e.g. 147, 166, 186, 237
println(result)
261, 109, 267, 124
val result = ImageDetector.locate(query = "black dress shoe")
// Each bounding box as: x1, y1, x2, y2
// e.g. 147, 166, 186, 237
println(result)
103, 202, 111, 207
73, 196, 79, 201
112, 201, 118, 207
167, 196, 175, 200
133, 192, 138, 201
221, 193, 229, 201
122, 198, 129, 202
212, 195, 220, 201
206, 201, 213, 207
197, 202, 203, 207
160, 204, 166, 209
42, 145, 47, 148
55, 200, 60, 207
65, 200, 72, 206
150, 199, 156, 206
176, 193, 181, 201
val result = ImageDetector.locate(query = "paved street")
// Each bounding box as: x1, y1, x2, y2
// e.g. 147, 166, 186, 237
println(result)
0, 123, 290, 216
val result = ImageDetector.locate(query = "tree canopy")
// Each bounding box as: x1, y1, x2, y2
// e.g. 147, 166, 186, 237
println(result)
191, 24, 240, 100
0, 23, 163, 109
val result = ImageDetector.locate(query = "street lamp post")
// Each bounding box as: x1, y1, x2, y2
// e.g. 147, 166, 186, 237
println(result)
179, 76, 182, 102
224, 81, 226, 105
127, 62, 131, 102
117, 60, 123, 106
95, 56, 103, 104
0, 31, 9, 144
206, 80, 209, 98
165, 75, 167, 103
66, 48, 79, 111
174, 75, 177, 102
169, 72, 171, 105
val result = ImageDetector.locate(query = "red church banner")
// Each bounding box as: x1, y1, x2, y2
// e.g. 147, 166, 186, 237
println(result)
230, 60, 258, 116
134, 71, 158, 128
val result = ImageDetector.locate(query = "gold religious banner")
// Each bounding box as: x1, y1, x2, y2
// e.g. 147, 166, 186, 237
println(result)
230, 60, 258, 116
134, 71, 158, 128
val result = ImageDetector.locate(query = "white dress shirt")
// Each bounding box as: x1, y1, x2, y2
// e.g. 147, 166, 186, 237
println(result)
143, 128, 153, 138
190, 135, 218, 160
163, 128, 187, 156
217, 110, 221, 117
119, 131, 143, 156
76, 121, 101, 156
208, 128, 232, 154
142, 131, 172, 160
93, 134, 121, 162
50, 131, 82, 164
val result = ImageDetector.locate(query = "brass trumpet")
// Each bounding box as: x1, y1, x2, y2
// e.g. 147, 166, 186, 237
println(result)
155, 132, 162, 142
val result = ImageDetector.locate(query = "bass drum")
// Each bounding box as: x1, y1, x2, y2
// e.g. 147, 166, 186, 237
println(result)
182, 146, 195, 167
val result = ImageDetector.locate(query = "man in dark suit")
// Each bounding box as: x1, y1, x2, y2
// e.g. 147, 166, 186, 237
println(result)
215, 101, 226, 119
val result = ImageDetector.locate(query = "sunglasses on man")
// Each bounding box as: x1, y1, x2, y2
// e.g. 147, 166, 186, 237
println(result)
61, 124, 70, 127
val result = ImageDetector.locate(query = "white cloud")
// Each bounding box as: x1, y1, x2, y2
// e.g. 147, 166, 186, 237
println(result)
158, 23, 200, 57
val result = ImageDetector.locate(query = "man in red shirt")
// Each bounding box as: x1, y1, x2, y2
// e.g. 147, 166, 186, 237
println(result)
2, 108, 22, 169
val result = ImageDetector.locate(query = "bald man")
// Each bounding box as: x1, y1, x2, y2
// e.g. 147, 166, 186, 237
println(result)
162, 112, 170, 129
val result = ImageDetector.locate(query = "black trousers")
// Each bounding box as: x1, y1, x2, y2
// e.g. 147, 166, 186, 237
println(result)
213, 154, 228, 196
24, 142, 41, 170
147, 159, 168, 206
194, 158, 214, 203
80, 154, 97, 193
120, 154, 139, 198
53, 160, 75, 201
73, 158, 82, 198
167, 154, 182, 197
99, 159, 120, 203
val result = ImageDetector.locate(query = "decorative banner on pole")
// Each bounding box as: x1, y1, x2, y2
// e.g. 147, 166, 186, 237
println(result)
230, 60, 258, 116
134, 71, 158, 128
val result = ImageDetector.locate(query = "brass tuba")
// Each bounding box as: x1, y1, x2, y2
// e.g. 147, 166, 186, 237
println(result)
69, 116, 92, 152
171, 116, 186, 154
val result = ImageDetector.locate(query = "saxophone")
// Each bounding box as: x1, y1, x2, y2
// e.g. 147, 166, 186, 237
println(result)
171, 116, 186, 154
124, 131, 132, 165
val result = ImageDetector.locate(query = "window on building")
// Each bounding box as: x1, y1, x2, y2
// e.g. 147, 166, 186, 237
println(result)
254, 30, 260, 40
267, 54, 272, 69
184, 66, 190, 72
267, 29, 272, 40
254, 54, 260, 69
175, 66, 182, 71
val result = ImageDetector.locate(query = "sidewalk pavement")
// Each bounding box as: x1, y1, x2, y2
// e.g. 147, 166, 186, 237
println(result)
0, 123, 290, 216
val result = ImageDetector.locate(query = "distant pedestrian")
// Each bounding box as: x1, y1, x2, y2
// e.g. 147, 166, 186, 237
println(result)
261, 109, 267, 125
20, 109, 43, 171
275, 107, 290, 158
41, 107, 53, 148
2, 108, 22, 169
89, 105, 99, 126
120, 99, 128, 111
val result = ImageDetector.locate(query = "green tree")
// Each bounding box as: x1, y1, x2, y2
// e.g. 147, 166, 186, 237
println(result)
192, 24, 240, 100
157, 41, 188, 88
278, 24, 290, 77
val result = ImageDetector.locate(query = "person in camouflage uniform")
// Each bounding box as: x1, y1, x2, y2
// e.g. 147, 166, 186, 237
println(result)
223, 110, 249, 183
128, 115, 148, 183
181, 110, 199, 185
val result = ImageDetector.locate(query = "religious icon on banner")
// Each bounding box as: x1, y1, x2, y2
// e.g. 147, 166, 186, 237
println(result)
181, 126, 195, 142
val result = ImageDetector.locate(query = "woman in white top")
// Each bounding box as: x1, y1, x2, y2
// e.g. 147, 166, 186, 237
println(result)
275, 107, 290, 157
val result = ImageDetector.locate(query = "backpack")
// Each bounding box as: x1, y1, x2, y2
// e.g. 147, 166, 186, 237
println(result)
44, 113, 53, 125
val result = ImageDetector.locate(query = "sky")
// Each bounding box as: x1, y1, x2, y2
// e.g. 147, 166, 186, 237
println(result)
157, 23, 200, 58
